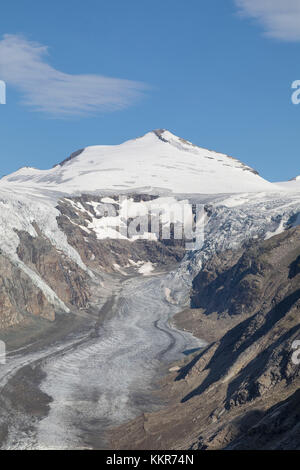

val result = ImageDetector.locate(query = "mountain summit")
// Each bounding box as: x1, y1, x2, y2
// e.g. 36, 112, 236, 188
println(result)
1, 130, 277, 195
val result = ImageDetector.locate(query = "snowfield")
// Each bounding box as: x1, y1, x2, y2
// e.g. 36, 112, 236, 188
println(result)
277, 175, 300, 192
0, 130, 281, 195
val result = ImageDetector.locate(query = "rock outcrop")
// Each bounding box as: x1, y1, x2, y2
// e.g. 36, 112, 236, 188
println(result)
0, 253, 55, 329
16, 225, 90, 309
0, 219, 92, 330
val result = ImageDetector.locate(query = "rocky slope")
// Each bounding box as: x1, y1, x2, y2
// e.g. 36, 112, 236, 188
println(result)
110, 227, 300, 450
0, 218, 91, 330
0, 192, 186, 332
0, 252, 54, 329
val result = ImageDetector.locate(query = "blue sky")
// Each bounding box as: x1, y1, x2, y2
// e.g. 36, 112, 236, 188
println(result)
0, 0, 299, 181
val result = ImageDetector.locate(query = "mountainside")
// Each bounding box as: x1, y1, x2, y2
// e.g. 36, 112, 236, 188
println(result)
111, 227, 300, 450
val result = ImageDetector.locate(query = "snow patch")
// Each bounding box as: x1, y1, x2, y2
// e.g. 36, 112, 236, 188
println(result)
138, 262, 155, 275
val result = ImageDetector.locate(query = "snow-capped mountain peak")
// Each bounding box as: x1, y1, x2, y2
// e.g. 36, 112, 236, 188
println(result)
0, 130, 279, 195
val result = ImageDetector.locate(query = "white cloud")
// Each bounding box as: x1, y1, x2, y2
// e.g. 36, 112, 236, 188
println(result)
0, 34, 146, 116
235, 0, 300, 41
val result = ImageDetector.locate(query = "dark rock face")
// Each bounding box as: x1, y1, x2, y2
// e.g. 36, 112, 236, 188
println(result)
54, 148, 85, 167
0, 223, 91, 329
110, 227, 300, 450
0, 200, 93, 330
16, 226, 90, 309
0, 253, 55, 329
226, 388, 300, 450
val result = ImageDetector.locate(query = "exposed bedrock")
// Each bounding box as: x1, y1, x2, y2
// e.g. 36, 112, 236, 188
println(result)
0, 225, 91, 330
0, 253, 54, 329
16, 226, 90, 310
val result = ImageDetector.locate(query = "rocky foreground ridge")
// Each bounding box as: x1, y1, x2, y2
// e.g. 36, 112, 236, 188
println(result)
111, 227, 300, 450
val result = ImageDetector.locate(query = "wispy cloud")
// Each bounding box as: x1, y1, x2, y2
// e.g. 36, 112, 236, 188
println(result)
0, 34, 146, 116
235, 0, 300, 41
